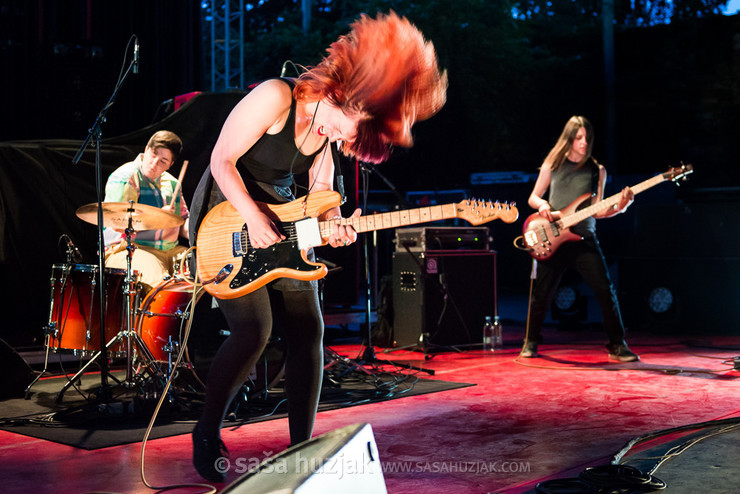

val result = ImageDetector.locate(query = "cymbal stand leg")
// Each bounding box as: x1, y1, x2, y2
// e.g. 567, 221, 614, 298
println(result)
55, 334, 124, 403
118, 209, 166, 391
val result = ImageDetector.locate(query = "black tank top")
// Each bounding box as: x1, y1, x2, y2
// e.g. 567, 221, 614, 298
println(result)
188, 79, 325, 291
235, 78, 323, 189
549, 158, 598, 237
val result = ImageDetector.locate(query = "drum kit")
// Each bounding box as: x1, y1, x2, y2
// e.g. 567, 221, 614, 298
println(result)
27, 200, 285, 405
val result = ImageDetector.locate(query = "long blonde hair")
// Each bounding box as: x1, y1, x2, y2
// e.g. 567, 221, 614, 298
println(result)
543, 116, 594, 171
294, 11, 448, 164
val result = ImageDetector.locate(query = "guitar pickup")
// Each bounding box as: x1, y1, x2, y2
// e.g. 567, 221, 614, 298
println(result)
233, 230, 248, 256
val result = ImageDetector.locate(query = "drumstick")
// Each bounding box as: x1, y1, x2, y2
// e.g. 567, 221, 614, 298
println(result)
169, 160, 189, 208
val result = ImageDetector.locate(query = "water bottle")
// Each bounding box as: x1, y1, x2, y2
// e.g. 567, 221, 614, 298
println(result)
492, 315, 503, 350
482, 316, 495, 352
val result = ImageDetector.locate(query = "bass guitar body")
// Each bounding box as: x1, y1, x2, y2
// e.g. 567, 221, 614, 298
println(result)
522, 193, 592, 260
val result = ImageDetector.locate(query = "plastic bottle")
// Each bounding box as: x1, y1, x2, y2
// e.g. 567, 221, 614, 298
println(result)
492, 315, 503, 350
482, 316, 495, 352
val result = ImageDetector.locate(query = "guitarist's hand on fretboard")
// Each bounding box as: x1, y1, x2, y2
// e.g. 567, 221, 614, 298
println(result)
325, 208, 362, 248
600, 186, 635, 218
617, 187, 635, 212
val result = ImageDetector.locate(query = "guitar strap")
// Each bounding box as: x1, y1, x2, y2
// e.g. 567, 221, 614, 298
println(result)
330, 141, 347, 205
591, 158, 599, 196
590, 158, 600, 195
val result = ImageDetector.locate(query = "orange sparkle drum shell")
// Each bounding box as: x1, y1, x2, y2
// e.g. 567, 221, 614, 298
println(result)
136, 278, 202, 363
136, 278, 285, 397
47, 264, 127, 356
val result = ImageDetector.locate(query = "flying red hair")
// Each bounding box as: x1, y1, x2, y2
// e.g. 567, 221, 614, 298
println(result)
294, 11, 447, 163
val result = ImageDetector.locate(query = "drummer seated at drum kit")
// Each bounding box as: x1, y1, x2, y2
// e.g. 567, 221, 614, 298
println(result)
103, 130, 190, 292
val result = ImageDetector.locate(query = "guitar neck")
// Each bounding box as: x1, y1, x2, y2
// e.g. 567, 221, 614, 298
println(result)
319, 203, 460, 238
560, 174, 666, 228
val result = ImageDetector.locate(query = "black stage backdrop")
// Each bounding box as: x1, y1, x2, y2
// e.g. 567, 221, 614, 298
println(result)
0, 92, 244, 347
0, 90, 363, 347
1, 0, 205, 141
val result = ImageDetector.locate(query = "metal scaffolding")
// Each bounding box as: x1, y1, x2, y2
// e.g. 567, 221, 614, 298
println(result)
206, 0, 245, 91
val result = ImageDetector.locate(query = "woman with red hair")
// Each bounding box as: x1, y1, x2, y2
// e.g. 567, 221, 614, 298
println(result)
190, 11, 446, 482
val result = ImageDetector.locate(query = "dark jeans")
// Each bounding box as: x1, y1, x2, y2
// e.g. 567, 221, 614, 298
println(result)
527, 236, 626, 347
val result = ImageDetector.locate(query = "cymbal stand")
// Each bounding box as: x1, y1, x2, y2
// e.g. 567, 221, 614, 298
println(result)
56, 204, 163, 403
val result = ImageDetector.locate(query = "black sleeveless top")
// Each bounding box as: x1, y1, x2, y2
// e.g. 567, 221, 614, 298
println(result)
235, 78, 322, 189
549, 158, 599, 237
188, 79, 326, 292
190, 78, 326, 232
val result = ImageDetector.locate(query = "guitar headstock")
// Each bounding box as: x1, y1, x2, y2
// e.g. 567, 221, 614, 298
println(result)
663, 162, 693, 183
455, 199, 519, 225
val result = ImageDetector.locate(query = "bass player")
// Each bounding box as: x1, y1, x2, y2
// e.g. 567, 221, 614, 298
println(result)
521, 115, 639, 362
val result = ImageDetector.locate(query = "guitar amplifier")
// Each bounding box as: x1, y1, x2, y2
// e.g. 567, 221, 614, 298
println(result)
392, 250, 497, 348
394, 226, 490, 253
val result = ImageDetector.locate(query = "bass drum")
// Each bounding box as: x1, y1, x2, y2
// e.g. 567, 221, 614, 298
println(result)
137, 278, 286, 398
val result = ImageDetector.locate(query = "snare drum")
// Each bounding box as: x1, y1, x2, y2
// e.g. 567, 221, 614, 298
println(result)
137, 278, 285, 397
47, 263, 127, 357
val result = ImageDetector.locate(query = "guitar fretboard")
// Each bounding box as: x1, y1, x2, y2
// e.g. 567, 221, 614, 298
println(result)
319, 203, 459, 237
560, 174, 667, 229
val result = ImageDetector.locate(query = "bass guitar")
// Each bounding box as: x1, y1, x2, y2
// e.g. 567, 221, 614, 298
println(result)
197, 190, 518, 299
521, 163, 693, 260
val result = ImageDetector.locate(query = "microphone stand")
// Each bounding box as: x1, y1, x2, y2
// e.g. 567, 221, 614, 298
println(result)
355, 162, 433, 375
71, 35, 138, 403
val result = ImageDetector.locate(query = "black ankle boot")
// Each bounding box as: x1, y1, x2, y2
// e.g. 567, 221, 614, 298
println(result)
192, 425, 229, 482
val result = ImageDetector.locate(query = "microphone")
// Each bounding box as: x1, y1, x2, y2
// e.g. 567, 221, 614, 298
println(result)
65, 235, 83, 263
133, 36, 139, 74
280, 61, 287, 77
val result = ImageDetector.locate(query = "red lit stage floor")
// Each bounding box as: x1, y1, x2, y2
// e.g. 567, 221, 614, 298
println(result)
1, 326, 739, 494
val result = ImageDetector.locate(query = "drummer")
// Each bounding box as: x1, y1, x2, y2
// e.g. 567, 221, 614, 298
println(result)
103, 130, 189, 291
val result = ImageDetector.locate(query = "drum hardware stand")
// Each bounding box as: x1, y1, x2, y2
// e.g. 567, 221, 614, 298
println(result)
25, 260, 73, 398
55, 206, 164, 403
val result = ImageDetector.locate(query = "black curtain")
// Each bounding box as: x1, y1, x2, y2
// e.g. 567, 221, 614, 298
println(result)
1, 0, 205, 141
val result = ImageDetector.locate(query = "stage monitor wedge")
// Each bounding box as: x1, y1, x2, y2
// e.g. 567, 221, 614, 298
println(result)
222, 422, 387, 493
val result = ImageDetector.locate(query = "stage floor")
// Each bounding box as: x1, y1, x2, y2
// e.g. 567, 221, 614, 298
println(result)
1, 323, 739, 493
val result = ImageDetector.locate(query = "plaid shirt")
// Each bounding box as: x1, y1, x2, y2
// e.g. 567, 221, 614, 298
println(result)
103, 154, 189, 250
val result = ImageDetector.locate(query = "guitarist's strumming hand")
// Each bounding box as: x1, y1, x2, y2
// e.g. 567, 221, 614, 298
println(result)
246, 210, 286, 249
324, 208, 362, 248
537, 202, 561, 223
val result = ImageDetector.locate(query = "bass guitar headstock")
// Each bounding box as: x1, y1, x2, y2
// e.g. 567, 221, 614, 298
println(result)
663, 162, 693, 184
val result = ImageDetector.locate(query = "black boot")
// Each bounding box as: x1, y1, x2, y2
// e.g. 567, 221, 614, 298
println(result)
192, 424, 229, 482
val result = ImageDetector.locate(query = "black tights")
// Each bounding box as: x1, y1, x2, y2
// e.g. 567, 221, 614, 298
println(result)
196, 286, 324, 445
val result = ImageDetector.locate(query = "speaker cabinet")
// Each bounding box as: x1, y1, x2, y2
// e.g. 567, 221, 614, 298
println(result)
392, 251, 497, 348
0, 338, 35, 400
222, 423, 386, 493
619, 257, 740, 334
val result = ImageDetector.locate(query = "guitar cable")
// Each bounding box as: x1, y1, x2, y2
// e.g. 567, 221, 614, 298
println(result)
137, 254, 217, 494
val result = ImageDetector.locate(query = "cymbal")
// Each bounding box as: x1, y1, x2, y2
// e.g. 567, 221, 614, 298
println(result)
76, 202, 185, 230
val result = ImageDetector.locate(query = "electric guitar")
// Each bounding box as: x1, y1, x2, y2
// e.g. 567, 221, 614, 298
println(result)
522, 163, 693, 260
196, 190, 518, 299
